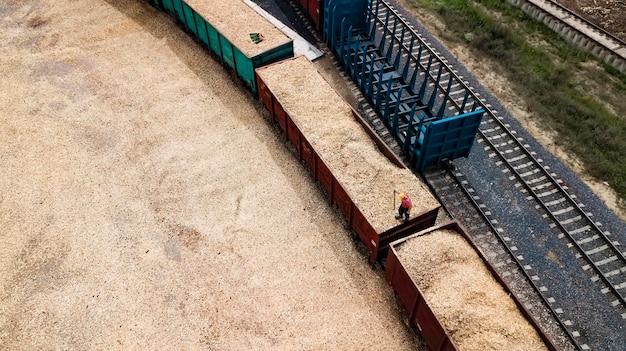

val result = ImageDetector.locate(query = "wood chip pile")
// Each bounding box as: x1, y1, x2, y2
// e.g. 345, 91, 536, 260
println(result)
395, 229, 548, 351
0, 1, 426, 349
185, 0, 291, 57
256, 56, 440, 232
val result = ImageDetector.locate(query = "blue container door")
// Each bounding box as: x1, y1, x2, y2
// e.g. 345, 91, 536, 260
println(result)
414, 110, 484, 170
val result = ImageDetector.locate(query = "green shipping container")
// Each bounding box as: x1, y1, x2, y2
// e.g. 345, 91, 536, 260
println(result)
156, 0, 294, 94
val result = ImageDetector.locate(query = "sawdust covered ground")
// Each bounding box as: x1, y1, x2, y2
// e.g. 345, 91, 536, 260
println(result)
0, 0, 425, 349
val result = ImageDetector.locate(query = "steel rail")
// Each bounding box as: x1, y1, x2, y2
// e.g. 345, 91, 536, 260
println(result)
509, 0, 626, 73
545, 0, 626, 47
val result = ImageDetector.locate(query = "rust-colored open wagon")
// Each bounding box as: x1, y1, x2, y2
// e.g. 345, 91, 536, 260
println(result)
385, 221, 558, 351
255, 56, 440, 263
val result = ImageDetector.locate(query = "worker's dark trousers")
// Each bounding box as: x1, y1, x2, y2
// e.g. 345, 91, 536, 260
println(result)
398, 206, 409, 219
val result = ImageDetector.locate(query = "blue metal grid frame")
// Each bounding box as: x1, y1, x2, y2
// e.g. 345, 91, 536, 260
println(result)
325, 0, 485, 171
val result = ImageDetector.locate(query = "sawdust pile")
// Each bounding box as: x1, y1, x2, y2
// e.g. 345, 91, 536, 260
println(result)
395, 229, 548, 351
184, 0, 291, 57
256, 56, 440, 232
0, 0, 425, 350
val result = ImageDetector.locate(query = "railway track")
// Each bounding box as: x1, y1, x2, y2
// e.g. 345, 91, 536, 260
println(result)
475, 108, 626, 311
421, 115, 626, 351
508, 0, 626, 73
369, 1, 626, 349
421, 116, 626, 350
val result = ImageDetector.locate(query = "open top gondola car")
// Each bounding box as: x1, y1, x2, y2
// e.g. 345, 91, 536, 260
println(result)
155, 0, 294, 94
255, 56, 441, 262
386, 221, 557, 351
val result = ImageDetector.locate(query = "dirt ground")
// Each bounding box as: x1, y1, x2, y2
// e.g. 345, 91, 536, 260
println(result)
397, 0, 626, 222
556, 0, 626, 42
0, 0, 426, 349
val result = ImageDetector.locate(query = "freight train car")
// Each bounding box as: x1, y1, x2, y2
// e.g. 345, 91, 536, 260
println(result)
386, 221, 557, 351
150, 0, 294, 94
295, 0, 324, 31
255, 56, 441, 262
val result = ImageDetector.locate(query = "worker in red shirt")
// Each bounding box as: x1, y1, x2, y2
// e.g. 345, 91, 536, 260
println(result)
395, 192, 412, 222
